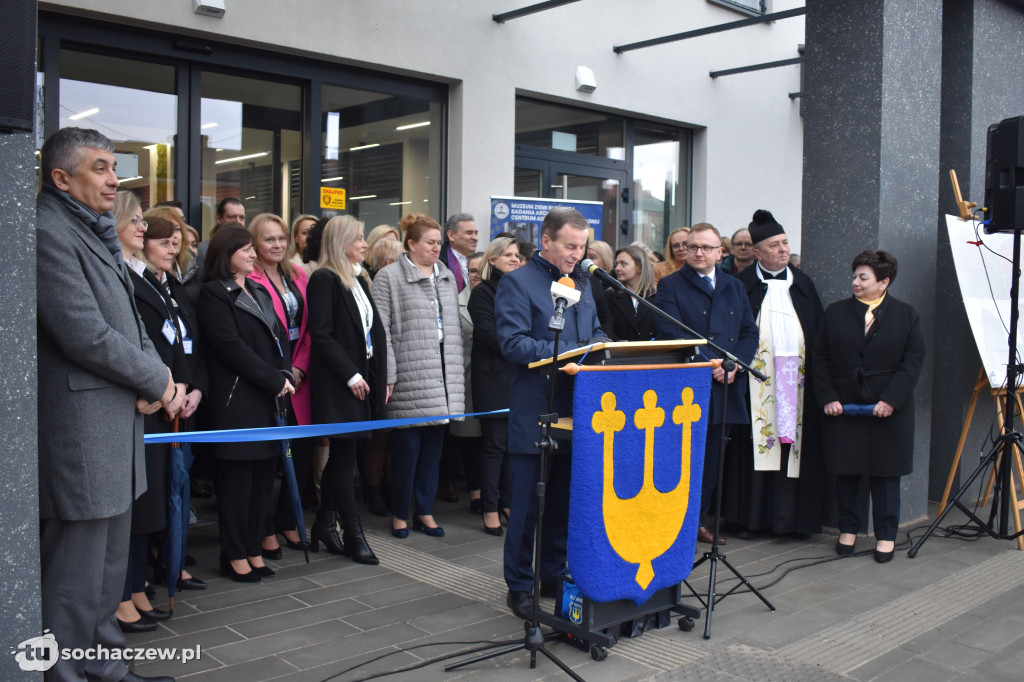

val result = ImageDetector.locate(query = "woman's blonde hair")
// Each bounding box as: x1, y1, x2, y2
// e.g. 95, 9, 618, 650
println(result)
616, 245, 656, 299
366, 224, 401, 254
587, 240, 615, 272
479, 236, 519, 281
113, 190, 141, 235
287, 214, 318, 262
663, 226, 691, 269
248, 212, 299, 283
367, 236, 403, 274
318, 214, 369, 291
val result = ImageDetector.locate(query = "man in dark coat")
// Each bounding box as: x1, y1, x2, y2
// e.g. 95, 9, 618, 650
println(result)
729, 209, 825, 538
37, 127, 181, 682
439, 212, 479, 293
495, 207, 605, 618
654, 223, 758, 545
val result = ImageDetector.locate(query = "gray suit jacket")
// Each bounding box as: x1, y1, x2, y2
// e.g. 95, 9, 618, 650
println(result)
36, 189, 169, 520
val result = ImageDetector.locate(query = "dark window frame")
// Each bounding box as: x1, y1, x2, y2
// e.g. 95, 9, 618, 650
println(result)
38, 10, 448, 224
707, 0, 767, 18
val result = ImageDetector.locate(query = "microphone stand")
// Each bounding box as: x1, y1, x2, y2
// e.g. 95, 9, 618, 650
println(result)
446, 297, 583, 680
588, 263, 774, 638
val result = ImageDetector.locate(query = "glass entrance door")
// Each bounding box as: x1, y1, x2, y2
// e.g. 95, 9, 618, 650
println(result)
514, 157, 627, 246
550, 165, 625, 246
199, 72, 302, 237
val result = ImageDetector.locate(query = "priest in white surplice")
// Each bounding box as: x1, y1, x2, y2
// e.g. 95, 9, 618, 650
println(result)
727, 210, 826, 538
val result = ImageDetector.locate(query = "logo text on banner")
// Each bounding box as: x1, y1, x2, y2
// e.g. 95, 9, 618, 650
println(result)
569, 366, 711, 605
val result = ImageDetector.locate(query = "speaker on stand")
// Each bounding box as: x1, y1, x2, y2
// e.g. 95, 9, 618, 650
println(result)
0, 0, 37, 134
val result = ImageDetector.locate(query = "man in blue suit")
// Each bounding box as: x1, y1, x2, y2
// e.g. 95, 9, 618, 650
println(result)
654, 222, 758, 544
495, 207, 605, 619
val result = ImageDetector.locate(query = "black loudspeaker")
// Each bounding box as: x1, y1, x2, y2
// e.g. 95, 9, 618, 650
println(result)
984, 116, 1024, 234
0, 0, 37, 133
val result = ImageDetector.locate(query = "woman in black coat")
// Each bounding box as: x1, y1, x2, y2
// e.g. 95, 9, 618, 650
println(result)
306, 215, 387, 564
813, 250, 926, 563
467, 236, 520, 535
131, 217, 209, 607
198, 226, 294, 583
113, 200, 188, 630
605, 244, 658, 341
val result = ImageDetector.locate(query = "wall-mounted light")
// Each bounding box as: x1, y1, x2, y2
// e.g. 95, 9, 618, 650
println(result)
396, 121, 430, 131
193, 0, 226, 19
575, 66, 597, 93
349, 143, 380, 152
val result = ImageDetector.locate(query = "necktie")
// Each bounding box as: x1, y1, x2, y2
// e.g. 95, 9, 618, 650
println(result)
703, 275, 714, 291
450, 248, 464, 292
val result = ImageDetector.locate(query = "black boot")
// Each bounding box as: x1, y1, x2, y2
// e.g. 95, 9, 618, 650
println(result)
310, 511, 345, 555
342, 516, 379, 565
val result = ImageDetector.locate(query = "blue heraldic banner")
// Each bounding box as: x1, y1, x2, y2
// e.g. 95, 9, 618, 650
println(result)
569, 365, 711, 606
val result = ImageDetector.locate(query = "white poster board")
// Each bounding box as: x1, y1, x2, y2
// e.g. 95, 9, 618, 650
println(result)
945, 214, 1024, 389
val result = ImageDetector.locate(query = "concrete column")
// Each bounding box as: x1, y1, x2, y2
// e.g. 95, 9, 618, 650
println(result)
802, 0, 943, 526
931, 0, 1024, 505
0, 130, 41, 680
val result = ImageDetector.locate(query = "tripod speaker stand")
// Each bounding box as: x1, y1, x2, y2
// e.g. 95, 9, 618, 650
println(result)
910, 221, 1024, 556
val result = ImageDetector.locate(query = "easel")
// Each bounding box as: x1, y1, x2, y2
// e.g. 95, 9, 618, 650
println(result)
938, 367, 1024, 550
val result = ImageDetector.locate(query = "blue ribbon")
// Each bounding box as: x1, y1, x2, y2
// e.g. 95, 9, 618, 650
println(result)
144, 409, 509, 444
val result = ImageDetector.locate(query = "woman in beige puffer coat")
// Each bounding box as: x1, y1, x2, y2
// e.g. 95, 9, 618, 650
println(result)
372, 214, 464, 539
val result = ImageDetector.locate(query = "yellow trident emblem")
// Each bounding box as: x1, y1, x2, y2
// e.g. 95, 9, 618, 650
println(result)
592, 387, 702, 589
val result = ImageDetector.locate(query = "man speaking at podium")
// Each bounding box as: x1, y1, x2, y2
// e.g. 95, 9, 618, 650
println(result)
495, 207, 606, 618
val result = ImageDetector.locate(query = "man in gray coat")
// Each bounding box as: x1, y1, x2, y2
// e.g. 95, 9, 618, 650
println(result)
37, 127, 181, 682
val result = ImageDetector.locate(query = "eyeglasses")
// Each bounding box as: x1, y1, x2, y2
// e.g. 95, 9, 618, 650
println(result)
130, 216, 148, 229
686, 245, 720, 254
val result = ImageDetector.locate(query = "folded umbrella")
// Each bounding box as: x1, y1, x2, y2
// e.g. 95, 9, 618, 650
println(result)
275, 394, 309, 563
165, 416, 194, 612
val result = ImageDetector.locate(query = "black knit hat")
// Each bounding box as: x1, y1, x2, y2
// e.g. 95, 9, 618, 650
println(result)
748, 209, 785, 244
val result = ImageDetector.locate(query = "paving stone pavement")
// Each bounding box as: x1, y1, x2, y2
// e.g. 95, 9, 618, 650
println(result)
129, 499, 1024, 681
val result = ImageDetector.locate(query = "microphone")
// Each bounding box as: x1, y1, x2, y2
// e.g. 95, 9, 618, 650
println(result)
550, 276, 581, 318
580, 258, 625, 291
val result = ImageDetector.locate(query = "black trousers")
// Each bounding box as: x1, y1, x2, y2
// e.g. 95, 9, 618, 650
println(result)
217, 458, 277, 560
121, 532, 149, 601
700, 423, 738, 519
479, 418, 512, 514
836, 474, 901, 541
320, 437, 359, 521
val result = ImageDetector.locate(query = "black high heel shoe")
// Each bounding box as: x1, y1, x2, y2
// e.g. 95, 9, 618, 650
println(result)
137, 607, 172, 622
276, 525, 309, 551
310, 511, 345, 555
118, 618, 157, 634
412, 516, 445, 537
219, 556, 261, 583
248, 562, 276, 577
835, 540, 856, 556
261, 545, 283, 560
481, 512, 503, 536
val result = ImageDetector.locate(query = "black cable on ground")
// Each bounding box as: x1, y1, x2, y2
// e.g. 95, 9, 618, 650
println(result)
321, 638, 520, 682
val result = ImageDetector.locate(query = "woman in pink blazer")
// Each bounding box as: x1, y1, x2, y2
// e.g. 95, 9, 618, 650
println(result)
248, 213, 314, 557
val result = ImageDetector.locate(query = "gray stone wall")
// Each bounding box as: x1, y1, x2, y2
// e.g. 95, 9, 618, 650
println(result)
0, 130, 41, 680
803, 0, 943, 527
931, 0, 1024, 507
